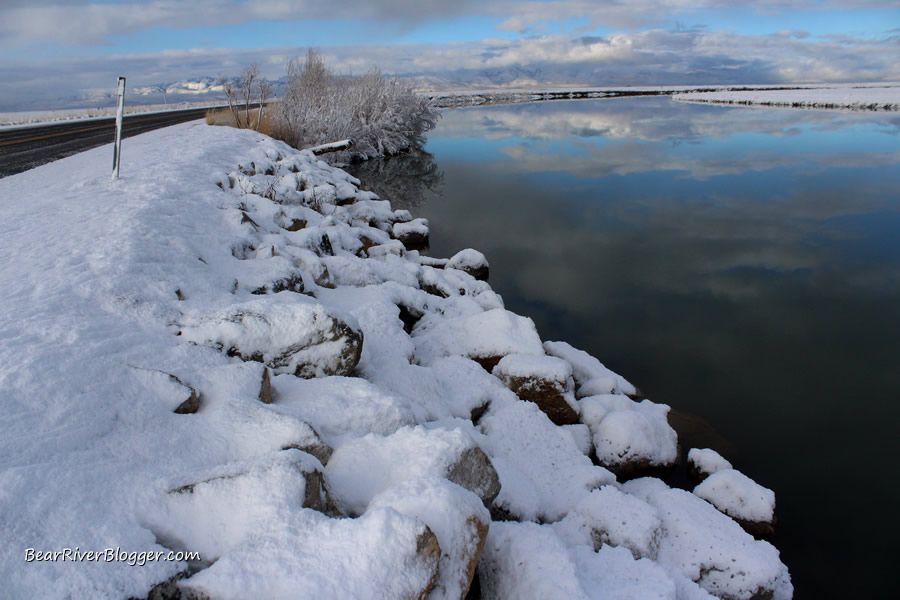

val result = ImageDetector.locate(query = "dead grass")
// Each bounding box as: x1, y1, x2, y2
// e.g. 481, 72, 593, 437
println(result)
205, 106, 278, 136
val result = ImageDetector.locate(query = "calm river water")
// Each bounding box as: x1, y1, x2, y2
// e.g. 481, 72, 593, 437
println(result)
349, 96, 900, 598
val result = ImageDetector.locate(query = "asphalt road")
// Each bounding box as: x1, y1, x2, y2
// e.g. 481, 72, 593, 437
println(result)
0, 106, 221, 178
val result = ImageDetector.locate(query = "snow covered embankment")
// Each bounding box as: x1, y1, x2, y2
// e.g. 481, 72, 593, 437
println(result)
674, 85, 900, 111
0, 122, 791, 600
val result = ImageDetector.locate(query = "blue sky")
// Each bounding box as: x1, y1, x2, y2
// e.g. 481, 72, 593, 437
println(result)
0, 1, 897, 110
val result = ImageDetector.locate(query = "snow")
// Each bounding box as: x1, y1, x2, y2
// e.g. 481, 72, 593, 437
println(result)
624, 480, 792, 600
674, 85, 900, 111
694, 469, 776, 525
367, 477, 490, 600
687, 447, 733, 478
446, 248, 489, 276
0, 121, 791, 599
392, 217, 430, 241
580, 394, 678, 471
179, 295, 361, 377
414, 307, 545, 365
325, 425, 479, 516
180, 506, 439, 600
493, 352, 573, 383
551, 486, 662, 560
544, 340, 637, 397
478, 398, 616, 522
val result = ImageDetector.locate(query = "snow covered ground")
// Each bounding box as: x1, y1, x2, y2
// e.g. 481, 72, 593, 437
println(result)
674, 85, 900, 111
0, 122, 792, 599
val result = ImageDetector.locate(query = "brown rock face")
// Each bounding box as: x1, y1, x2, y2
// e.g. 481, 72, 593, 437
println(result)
498, 374, 578, 426
173, 388, 200, 414
446, 447, 502, 509
460, 516, 490, 599
288, 318, 362, 379
258, 367, 273, 404
414, 526, 443, 600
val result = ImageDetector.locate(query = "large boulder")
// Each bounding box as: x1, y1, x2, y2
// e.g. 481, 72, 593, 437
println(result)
446, 248, 489, 281
478, 521, 679, 600
580, 394, 678, 478
147, 451, 343, 566
413, 308, 544, 371
693, 469, 776, 538
492, 354, 579, 425
478, 399, 616, 523
686, 447, 733, 482
179, 508, 441, 600
326, 425, 501, 515
551, 486, 662, 560
393, 218, 430, 248
180, 296, 363, 378
543, 340, 637, 398
624, 478, 792, 600
369, 477, 491, 600
446, 446, 502, 509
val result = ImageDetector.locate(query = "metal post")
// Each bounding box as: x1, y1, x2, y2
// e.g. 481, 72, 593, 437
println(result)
112, 76, 126, 179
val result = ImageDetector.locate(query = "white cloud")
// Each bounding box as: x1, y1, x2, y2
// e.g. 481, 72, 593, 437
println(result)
1, 1, 898, 109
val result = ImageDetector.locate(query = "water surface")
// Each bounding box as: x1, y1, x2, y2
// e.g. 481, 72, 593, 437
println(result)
350, 96, 900, 598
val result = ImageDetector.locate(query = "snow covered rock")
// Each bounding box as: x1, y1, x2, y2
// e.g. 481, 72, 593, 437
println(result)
478, 521, 587, 600
693, 469, 776, 538
393, 217, 430, 248
414, 307, 545, 370
180, 296, 363, 378
368, 477, 490, 600
580, 394, 678, 477
478, 521, 678, 600
280, 421, 334, 466
132, 367, 201, 414
446, 248, 490, 281
179, 507, 442, 600
624, 479, 792, 600
326, 425, 500, 515
687, 447, 733, 481
551, 486, 662, 560
492, 353, 579, 425
148, 450, 342, 564
544, 340, 637, 398
479, 399, 616, 522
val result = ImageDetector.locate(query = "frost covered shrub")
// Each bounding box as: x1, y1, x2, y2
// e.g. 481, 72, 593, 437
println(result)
274, 50, 440, 161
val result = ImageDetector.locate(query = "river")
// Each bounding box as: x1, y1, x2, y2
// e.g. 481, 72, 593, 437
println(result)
349, 95, 900, 598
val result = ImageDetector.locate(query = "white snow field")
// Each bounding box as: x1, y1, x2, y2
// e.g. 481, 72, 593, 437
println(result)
0, 122, 792, 599
674, 85, 900, 110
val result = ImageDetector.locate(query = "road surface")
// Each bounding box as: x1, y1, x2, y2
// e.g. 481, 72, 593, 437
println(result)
0, 106, 220, 178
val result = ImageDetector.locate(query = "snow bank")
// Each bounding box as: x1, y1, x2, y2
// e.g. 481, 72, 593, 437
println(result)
0, 121, 790, 599
674, 85, 900, 111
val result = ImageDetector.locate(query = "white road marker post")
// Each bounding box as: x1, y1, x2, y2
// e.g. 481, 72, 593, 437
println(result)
112, 76, 126, 179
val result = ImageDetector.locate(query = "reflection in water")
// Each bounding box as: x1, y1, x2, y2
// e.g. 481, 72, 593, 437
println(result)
346, 148, 444, 212
365, 97, 899, 598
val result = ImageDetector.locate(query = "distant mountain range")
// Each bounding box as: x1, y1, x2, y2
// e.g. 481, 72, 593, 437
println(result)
23, 69, 565, 112
8, 62, 772, 113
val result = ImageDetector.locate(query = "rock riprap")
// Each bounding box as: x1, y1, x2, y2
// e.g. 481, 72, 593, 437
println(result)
0, 123, 790, 600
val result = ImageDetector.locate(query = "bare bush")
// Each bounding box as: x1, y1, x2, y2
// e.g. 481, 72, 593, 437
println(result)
221, 64, 272, 131
274, 49, 440, 161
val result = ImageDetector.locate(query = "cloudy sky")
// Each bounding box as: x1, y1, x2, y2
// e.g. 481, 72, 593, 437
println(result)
1, 0, 898, 110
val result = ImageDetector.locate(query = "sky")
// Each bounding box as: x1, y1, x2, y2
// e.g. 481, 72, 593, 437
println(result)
0, 0, 898, 111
